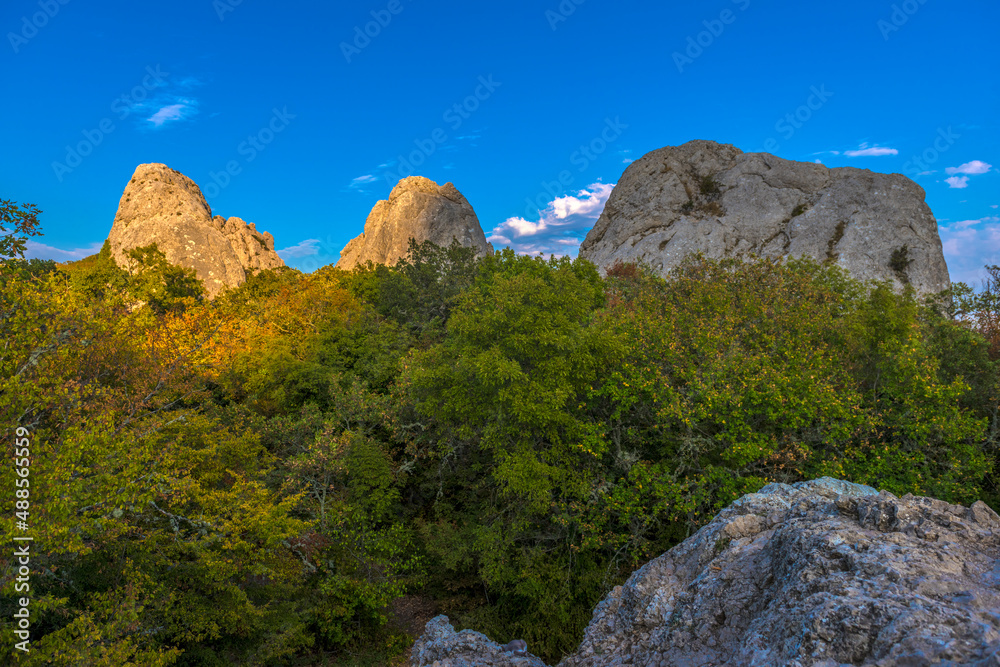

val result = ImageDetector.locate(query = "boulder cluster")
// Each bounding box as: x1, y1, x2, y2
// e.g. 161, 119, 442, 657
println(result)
106, 141, 953, 300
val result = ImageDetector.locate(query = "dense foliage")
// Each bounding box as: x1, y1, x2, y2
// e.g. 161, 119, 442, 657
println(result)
3, 211, 999, 664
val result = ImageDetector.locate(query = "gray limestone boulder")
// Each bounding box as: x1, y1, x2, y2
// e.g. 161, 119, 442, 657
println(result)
410, 616, 546, 667
107, 163, 284, 298
337, 176, 493, 270
579, 141, 950, 295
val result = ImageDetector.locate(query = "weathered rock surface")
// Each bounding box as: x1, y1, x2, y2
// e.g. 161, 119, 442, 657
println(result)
411, 616, 546, 667
336, 176, 493, 270
579, 140, 951, 294
413, 478, 1000, 666
107, 163, 284, 297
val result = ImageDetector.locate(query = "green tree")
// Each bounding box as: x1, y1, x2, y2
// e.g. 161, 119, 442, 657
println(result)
0, 199, 42, 259
403, 250, 623, 660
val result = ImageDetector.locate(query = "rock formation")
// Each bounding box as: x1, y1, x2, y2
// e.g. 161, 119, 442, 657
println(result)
336, 176, 493, 270
411, 617, 546, 667
107, 163, 284, 297
579, 141, 950, 295
412, 478, 1000, 666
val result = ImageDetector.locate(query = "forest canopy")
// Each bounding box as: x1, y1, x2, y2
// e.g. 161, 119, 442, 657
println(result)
3, 214, 999, 665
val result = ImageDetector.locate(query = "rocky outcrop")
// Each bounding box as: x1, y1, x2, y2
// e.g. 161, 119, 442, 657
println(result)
413, 478, 1000, 666
336, 177, 493, 270
411, 617, 546, 667
107, 163, 284, 297
579, 141, 951, 295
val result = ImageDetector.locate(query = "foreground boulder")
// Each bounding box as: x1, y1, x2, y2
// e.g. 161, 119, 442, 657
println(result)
336, 176, 493, 270
413, 478, 1000, 666
411, 616, 546, 667
579, 140, 950, 295
107, 163, 284, 297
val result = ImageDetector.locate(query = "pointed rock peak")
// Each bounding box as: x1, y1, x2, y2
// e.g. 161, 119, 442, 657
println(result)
107, 163, 284, 298
336, 176, 493, 271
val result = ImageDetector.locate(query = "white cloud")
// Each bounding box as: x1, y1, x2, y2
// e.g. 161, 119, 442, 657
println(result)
488, 182, 614, 257
917, 170, 936, 176
950, 217, 998, 230
24, 240, 103, 262
940, 217, 1000, 286
946, 160, 992, 176
348, 174, 377, 190
946, 176, 970, 189
146, 102, 197, 127
277, 239, 321, 259
843, 143, 899, 157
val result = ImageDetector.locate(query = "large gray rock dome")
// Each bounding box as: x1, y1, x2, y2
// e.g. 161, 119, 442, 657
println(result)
579, 140, 950, 295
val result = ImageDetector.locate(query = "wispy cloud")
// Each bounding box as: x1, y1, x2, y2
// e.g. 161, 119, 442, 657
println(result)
843, 142, 899, 157
277, 239, 321, 260
348, 174, 378, 190
488, 182, 614, 256
147, 102, 197, 127
939, 216, 1000, 285
946, 176, 970, 189
24, 240, 103, 262
946, 160, 992, 176
116, 71, 204, 130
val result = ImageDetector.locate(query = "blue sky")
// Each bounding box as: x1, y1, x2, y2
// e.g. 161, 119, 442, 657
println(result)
3, 0, 998, 285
